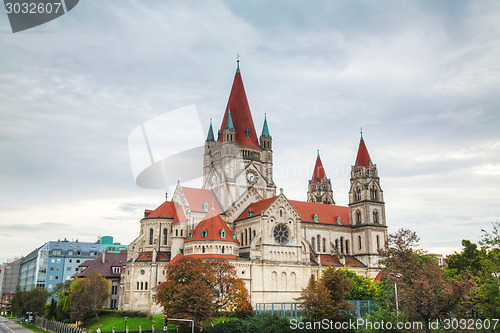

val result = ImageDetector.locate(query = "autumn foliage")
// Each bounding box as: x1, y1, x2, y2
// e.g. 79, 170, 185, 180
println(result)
155, 256, 253, 328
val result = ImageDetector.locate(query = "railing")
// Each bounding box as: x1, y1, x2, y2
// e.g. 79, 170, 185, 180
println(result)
34, 317, 85, 333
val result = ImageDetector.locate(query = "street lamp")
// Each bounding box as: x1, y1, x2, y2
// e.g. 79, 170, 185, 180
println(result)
388, 272, 403, 316
124, 316, 128, 332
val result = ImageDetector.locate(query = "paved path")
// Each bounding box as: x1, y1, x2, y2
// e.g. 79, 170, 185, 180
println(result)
0, 317, 36, 333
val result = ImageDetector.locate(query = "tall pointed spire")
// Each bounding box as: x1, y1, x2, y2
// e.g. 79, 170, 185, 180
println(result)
224, 108, 234, 130
206, 118, 214, 141
261, 113, 270, 137
354, 133, 374, 168
217, 61, 259, 147
311, 150, 328, 182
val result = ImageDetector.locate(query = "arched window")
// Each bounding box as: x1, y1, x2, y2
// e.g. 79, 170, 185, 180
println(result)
377, 235, 380, 250
340, 237, 344, 253
140, 282, 143, 290
136, 282, 139, 290
202, 246, 205, 253
202, 229, 207, 238
180, 230, 183, 237
335, 239, 339, 251
249, 228, 252, 242
345, 240, 349, 254
281, 272, 287, 290
149, 228, 153, 245
356, 211, 362, 225
311, 237, 315, 251
272, 271, 278, 290
280, 210, 283, 217
220, 229, 226, 238
222, 246, 225, 254
253, 230, 256, 237
373, 211, 379, 224
370, 186, 378, 200
145, 282, 148, 290
322, 238, 326, 252
316, 235, 320, 252
245, 229, 248, 246
355, 187, 362, 201
163, 228, 168, 245
175, 229, 178, 237
358, 236, 362, 250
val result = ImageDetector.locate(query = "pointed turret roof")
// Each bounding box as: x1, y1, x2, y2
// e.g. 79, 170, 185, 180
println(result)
261, 113, 270, 137
224, 108, 234, 130
354, 133, 374, 168
217, 64, 259, 147
206, 118, 214, 141
311, 150, 328, 183
185, 209, 238, 244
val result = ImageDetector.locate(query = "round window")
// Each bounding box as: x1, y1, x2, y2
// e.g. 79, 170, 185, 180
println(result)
273, 224, 290, 244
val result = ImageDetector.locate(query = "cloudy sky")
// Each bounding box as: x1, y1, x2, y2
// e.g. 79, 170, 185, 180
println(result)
1, 1, 499, 264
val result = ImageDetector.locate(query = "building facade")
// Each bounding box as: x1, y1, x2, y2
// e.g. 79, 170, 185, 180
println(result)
120, 63, 388, 313
19, 239, 104, 292
0, 258, 22, 312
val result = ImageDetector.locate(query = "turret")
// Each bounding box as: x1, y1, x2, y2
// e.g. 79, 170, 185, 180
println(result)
307, 150, 335, 204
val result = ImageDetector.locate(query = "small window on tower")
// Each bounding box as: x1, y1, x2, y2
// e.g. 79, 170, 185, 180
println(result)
246, 127, 250, 138
202, 229, 207, 238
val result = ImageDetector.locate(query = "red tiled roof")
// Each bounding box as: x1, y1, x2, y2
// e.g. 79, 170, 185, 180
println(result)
311, 154, 328, 183
185, 210, 238, 244
289, 200, 350, 225
354, 135, 374, 168
181, 187, 223, 214
320, 255, 341, 266
167, 253, 184, 267
136, 251, 153, 261
374, 271, 383, 282
145, 201, 186, 223
157, 252, 171, 261
235, 196, 277, 221
236, 197, 350, 225
344, 256, 366, 267
73, 252, 127, 279
216, 69, 260, 148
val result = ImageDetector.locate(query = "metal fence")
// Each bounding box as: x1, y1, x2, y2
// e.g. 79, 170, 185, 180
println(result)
255, 300, 378, 320
34, 317, 85, 333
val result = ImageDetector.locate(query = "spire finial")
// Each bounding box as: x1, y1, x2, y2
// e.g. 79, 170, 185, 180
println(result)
317, 147, 320, 158
360, 127, 363, 140
236, 54, 240, 73
165, 191, 168, 201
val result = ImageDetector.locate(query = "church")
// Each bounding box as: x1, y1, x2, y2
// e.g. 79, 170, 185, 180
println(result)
119, 62, 387, 313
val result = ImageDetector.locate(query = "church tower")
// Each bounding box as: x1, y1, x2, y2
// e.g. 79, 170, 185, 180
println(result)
307, 150, 335, 204
349, 133, 387, 269
203, 61, 276, 214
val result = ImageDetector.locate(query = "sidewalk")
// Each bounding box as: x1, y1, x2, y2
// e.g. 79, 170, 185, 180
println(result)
0, 317, 38, 333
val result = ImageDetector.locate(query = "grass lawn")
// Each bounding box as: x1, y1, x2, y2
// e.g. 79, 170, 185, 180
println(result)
14, 321, 45, 332
86, 315, 238, 332
87, 315, 175, 332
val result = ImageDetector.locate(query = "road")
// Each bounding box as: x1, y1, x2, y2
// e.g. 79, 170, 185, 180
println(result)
0, 317, 35, 333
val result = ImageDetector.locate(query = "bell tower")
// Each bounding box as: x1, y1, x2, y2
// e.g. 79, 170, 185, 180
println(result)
307, 150, 335, 204
202, 61, 276, 214
349, 133, 387, 269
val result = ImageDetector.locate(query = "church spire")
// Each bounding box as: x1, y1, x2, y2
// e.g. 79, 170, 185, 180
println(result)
261, 113, 270, 137
354, 133, 374, 168
217, 62, 259, 147
206, 118, 215, 141
311, 150, 328, 182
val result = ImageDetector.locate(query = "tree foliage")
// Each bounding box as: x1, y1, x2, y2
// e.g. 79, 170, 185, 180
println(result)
379, 228, 476, 332
68, 273, 110, 323
338, 268, 379, 300
10, 286, 50, 317
297, 268, 353, 322
155, 257, 253, 329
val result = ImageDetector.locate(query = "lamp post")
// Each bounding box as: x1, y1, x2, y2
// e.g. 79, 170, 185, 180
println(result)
124, 316, 128, 332
389, 272, 403, 316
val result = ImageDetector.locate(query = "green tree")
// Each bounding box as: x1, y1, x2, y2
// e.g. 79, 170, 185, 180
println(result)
338, 268, 379, 300
10, 286, 49, 317
297, 268, 353, 322
68, 273, 110, 323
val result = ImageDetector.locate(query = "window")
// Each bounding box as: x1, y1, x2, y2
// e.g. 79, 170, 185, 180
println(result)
110, 299, 117, 309
149, 228, 154, 245
140, 282, 143, 290
316, 235, 320, 252
51, 259, 55, 263
220, 229, 226, 238
77, 251, 81, 255
68, 251, 73, 255
355, 187, 361, 201
163, 228, 168, 245
67, 267, 71, 271
55, 276, 59, 280
50, 267, 54, 271
111, 286, 118, 295
373, 211, 379, 224
358, 236, 362, 250
280, 210, 283, 217
48, 284, 53, 289
335, 239, 339, 251
76, 260, 80, 263
49, 275, 53, 280
75, 268, 78, 271
137, 282, 139, 290
370, 187, 378, 200
202, 229, 207, 238
145, 282, 148, 290
112, 267, 121, 274
69, 259, 72, 263
322, 238, 326, 252
202, 246, 205, 253
346, 240, 349, 254
356, 211, 362, 224
377, 235, 380, 250
222, 247, 225, 254
56, 267, 60, 271
56, 258, 61, 263
340, 237, 344, 254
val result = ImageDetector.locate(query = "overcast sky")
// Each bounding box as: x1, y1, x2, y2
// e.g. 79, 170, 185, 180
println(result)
1, 1, 499, 264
